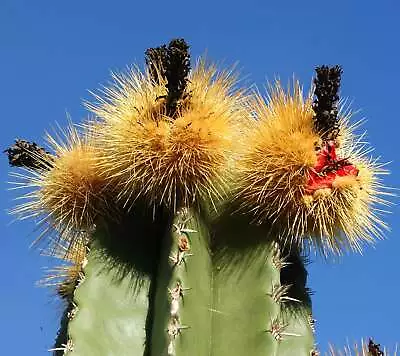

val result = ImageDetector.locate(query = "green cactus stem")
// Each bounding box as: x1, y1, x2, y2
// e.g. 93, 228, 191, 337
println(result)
66, 239, 149, 355
277, 248, 315, 356
276, 307, 315, 356
209, 211, 314, 356
147, 203, 316, 355
148, 205, 315, 355
210, 213, 282, 356
64, 205, 170, 356
150, 207, 213, 355
53, 302, 75, 356
60, 203, 315, 355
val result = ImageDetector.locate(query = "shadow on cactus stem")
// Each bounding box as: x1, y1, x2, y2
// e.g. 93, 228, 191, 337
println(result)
92, 202, 171, 293
280, 246, 313, 312
210, 204, 276, 278
53, 303, 75, 356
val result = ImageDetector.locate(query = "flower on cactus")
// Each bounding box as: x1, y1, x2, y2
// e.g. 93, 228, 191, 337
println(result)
235, 71, 391, 255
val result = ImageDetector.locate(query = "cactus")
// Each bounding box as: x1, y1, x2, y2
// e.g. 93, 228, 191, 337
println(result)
6, 39, 392, 355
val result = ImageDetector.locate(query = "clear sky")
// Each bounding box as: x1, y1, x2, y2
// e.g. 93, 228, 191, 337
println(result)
1, 1, 399, 354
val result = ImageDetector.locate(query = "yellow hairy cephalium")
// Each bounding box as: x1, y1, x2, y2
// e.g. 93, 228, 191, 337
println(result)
87, 61, 248, 211
235, 81, 391, 256
10, 124, 109, 246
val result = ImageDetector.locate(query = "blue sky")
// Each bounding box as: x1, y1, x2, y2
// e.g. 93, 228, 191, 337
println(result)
1, 1, 399, 354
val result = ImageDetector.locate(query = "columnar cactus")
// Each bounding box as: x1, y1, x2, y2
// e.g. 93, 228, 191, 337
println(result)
6, 39, 391, 355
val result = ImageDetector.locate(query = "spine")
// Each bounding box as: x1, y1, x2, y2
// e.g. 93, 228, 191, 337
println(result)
150, 207, 213, 355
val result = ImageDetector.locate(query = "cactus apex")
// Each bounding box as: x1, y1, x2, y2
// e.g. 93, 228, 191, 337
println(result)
87, 58, 249, 211
235, 79, 392, 255
9, 123, 113, 248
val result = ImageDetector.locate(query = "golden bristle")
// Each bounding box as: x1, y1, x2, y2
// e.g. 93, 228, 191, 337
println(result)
39, 237, 88, 299
10, 124, 109, 245
235, 80, 392, 255
327, 338, 398, 356
88, 61, 248, 210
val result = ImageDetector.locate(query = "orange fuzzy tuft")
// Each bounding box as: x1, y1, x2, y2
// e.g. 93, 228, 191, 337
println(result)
235, 81, 392, 255
88, 61, 248, 210
10, 124, 110, 245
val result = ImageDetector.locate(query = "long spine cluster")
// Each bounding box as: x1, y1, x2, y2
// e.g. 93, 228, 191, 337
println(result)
267, 244, 294, 341
166, 209, 194, 355
270, 243, 316, 355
